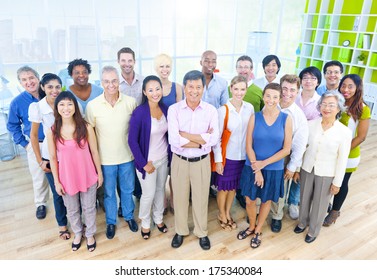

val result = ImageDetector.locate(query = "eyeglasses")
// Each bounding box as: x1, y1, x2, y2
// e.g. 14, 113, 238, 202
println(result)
320, 103, 338, 109
325, 71, 341, 75
302, 76, 317, 81
236, 65, 252, 70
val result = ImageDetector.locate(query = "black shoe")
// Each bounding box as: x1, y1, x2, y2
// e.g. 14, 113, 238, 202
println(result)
236, 194, 246, 209
305, 234, 316, 243
171, 234, 184, 248
271, 219, 282, 233
36, 205, 46, 219
294, 225, 305, 234
106, 224, 116, 239
199, 236, 211, 250
118, 206, 123, 217
126, 219, 138, 232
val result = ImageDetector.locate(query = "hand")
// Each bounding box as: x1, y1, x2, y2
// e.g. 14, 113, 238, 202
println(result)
179, 131, 188, 138
250, 160, 266, 173
41, 160, 51, 172
97, 173, 104, 188
55, 182, 65, 196
254, 171, 264, 188
284, 169, 294, 180
215, 162, 223, 175
293, 172, 300, 183
330, 184, 340, 195
143, 161, 155, 174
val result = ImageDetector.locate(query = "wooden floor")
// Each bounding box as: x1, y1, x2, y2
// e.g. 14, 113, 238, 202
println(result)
1, 120, 377, 260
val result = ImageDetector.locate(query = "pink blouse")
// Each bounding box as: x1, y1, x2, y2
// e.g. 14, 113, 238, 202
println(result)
56, 139, 98, 196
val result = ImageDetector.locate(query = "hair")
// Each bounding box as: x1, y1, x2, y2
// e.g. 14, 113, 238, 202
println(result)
67, 58, 92, 76
101, 65, 119, 79
38, 73, 62, 99
262, 55, 281, 74
323, 60, 344, 75
141, 75, 164, 105
280, 74, 300, 90
53, 91, 88, 148
299, 66, 322, 90
263, 82, 282, 97
230, 75, 248, 88
182, 70, 205, 87
117, 47, 136, 61
338, 74, 364, 120
154, 53, 172, 73
317, 90, 346, 119
236, 55, 253, 68
17, 65, 40, 81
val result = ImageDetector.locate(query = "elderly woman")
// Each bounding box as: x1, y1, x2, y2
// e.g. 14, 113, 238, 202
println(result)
294, 91, 352, 243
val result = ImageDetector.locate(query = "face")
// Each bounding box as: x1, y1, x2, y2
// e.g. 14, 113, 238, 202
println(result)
324, 65, 342, 88
118, 53, 135, 75
18, 71, 40, 95
71, 65, 89, 86
156, 62, 171, 80
41, 79, 62, 101
281, 81, 299, 108
184, 79, 204, 106
264, 59, 279, 79
144, 80, 162, 104
339, 78, 356, 100
236, 60, 253, 81
101, 71, 119, 96
301, 73, 319, 91
230, 82, 247, 102
57, 99, 75, 119
319, 96, 340, 119
263, 88, 280, 108
200, 52, 217, 76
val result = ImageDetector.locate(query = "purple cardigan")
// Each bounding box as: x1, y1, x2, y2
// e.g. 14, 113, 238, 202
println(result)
128, 102, 171, 179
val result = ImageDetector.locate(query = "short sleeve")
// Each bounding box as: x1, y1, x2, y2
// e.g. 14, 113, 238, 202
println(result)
360, 103, 371, 120
28, 102, 42, 123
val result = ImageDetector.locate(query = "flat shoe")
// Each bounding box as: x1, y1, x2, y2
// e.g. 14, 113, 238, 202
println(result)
237, 228, 255, 240
305, 234, 316, 243
250, 232, 262, 248
294, 225, 306, 234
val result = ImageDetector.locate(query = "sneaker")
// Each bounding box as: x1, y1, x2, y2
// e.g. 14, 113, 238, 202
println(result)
288, 204, 299, 220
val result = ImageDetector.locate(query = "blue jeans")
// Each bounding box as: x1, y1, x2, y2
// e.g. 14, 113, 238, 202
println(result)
45, 172, 68, 227
102, 161, 135, 225
288, 180, 300, 206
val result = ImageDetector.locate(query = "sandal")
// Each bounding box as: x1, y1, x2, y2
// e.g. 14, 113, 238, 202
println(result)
250, 232, 262, 249
227, 217, 237, 230
72, 236, 83, 251
59, 229, 71, 240
141, 230, 151, 240
237, 228, 255, 240
157, 223, 168, 233
86, 237, 96, 252
218, 215, 231, 230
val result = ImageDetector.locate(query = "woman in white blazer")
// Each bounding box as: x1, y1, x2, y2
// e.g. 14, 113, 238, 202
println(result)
293, 91, 352, 243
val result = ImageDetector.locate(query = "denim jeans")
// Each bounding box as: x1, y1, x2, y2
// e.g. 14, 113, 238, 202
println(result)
102, 161, 135, 225
288, 180, 300, 206
45, 172, 68, 227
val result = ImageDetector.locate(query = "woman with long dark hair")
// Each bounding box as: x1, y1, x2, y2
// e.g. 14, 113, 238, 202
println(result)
47, 91, 103, 252
323, 74, 370, 226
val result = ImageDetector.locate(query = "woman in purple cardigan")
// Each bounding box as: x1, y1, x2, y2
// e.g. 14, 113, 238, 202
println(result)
128, 75, 170, 240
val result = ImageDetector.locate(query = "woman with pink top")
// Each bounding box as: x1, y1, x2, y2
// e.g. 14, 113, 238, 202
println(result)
47, 91, 103, 252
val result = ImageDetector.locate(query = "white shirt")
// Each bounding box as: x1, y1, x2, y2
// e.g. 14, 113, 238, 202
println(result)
148, 115, 168, 161
213, 100, 254, 162
253, 75, 280, 91
280, 102, 309, 172
301, 118, 352, 187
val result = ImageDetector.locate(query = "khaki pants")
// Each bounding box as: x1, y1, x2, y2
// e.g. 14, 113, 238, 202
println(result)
171, 153, 211, 238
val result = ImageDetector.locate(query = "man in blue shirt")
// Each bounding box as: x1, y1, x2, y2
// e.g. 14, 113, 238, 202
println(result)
7, 66, 49, 219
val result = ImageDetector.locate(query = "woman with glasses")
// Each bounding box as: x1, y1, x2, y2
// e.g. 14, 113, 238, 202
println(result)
293, 91, 352, 243
323, 74, 370, 226
296, 66, 322, 121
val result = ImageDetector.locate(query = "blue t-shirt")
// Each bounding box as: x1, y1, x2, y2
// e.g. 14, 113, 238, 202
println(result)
161, 82, 177, 108
245, 111, 287, 170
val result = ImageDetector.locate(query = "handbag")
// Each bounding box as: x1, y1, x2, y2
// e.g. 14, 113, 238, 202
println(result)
210, 104, 231, 172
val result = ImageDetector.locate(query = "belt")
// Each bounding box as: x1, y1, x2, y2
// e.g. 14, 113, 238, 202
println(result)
175, 153, 207, 162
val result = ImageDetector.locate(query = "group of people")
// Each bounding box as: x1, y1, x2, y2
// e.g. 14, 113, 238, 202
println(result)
6, 46, 370, 253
